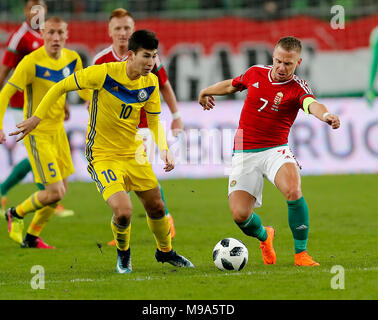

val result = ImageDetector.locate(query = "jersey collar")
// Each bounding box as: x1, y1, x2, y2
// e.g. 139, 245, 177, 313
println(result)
268, 66, 294, 85
111, 45, 128, 62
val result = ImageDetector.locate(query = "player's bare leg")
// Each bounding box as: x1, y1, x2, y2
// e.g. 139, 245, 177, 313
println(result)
5, 180, 66, 247
136, 187, 194, 268
107, 191, 133, 273
229, 190, 276, 264
275, 163, 319, 266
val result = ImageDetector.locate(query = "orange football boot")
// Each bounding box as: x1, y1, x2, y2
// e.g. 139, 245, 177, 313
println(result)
108, 239, 116, 246
167, 213, 175, 239
259, 226, 276, 264
294, 251, 320, 266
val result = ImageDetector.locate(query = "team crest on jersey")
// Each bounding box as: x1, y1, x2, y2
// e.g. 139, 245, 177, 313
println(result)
137, 89, 148, 102
62, 67, 71, 78
271, 92, 283, 112
274, 92, 284, 105
230, 180, 237, 187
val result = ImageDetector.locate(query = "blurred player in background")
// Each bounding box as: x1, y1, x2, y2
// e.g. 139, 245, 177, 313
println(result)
199, 36, 340, 267
0, 0, 73, 218
14, 29, 194, 273
365, 26, 378, 107
0, 17, 89, 248
93, 8, 182, 243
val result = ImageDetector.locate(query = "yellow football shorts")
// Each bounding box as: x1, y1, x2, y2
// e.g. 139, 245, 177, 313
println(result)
87, 155, 159, 201
24, 128, 74, 185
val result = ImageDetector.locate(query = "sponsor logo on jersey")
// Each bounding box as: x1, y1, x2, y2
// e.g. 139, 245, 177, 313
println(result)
252, 82, 259, 88
111, 86, 119, 92
43, 70, 50, 77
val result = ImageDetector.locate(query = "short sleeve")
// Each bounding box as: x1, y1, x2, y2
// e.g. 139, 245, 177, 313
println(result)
296, 78, 315, 107
2, 32, 23, 68
153, 54, 168, 87
232, 67, 254, 92
2, 49, 20, 69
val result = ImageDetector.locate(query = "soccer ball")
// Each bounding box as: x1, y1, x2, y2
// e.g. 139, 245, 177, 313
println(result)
212, 238, 248, 271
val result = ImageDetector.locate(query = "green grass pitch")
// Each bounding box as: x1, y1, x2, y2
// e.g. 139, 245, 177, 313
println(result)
0, 174, 377, 300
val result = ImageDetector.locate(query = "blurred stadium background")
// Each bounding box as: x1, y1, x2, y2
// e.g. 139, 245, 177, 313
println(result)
1, 0, 377, 181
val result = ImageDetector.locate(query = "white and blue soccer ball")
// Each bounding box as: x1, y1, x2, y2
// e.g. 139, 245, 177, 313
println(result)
212, 238, 248, 271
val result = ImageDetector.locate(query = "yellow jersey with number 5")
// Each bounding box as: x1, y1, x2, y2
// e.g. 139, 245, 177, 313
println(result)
72, 61, 160, 160
6, 46, 83, 133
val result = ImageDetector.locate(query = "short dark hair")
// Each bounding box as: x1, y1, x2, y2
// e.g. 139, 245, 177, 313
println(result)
276, 36, 302, 53
128, 29, 158, 53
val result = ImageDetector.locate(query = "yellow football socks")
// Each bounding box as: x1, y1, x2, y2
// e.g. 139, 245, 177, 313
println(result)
111, 217, 131, 251
27, 203, 56, 237
146, 214, 172, 253
15, 192, 44, 217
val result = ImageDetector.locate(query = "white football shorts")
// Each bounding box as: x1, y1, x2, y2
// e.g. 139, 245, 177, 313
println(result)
228, 145, 299, 208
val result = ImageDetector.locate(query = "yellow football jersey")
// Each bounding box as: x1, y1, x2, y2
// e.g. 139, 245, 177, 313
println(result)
72, 61, 161, 158
7, 46, 83, 133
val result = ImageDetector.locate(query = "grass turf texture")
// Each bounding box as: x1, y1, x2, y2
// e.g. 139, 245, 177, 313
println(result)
0, 174, 377, 300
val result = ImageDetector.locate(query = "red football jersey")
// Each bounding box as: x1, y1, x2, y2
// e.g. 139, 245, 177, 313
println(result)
93, 45, 168, 128
232, 65, 315, 151
2, 22, 43, 108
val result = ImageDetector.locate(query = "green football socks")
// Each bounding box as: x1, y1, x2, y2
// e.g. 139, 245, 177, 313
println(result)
158, 184, 169, 216
0, 158, 31, 196
287, 196, 309, 254
236, 212, 267, 242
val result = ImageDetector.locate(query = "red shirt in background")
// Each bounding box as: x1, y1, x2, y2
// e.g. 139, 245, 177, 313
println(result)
93, 45, 168, 128
2, 22, 43, 108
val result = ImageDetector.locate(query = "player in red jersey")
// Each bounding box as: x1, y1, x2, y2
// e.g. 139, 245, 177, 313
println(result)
93, 8, 182, 242
199, 36, 340, 267
0, 0, 73, 218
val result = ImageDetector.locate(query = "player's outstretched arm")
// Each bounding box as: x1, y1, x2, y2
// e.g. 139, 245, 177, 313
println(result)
9, 115, 41, 141
9, 74, 81, 141
198, 79, 237, 110
308, 101, 340, 129
0, 82, 18, 143
160, 80, 183, 137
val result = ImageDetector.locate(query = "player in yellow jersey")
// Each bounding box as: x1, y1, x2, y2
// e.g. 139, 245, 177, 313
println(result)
13, 30, 194, 273
0, 17, 89, 248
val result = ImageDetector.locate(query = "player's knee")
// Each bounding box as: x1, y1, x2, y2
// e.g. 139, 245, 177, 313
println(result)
284, 188, 302, 201
113, 205, 132, 221
145, 199, 165, 219
46, 186, 66, 203
230, 205, 250, 223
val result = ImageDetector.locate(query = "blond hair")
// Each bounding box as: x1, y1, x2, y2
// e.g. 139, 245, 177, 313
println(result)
276, 36, 302, 53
